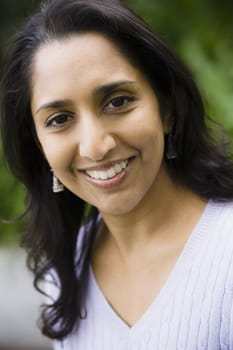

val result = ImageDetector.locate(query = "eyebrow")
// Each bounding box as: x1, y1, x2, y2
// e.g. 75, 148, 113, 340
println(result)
35, 99, 73, 114
92, 80, 136, 97
35, 80, 136, 114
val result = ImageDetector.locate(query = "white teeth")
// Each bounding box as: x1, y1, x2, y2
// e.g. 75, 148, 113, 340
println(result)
93, 171, 99, 179
99, 171, 108, 180
86, 159, 129, 180
107, 168, 116, 178
114, 164, 122, 173
121, 160, 127, 169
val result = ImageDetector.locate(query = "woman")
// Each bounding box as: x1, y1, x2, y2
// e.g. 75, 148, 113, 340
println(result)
1, 0, 233, 349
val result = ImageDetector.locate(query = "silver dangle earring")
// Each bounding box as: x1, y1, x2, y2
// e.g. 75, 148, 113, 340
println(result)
51, 170, 64, 193
166, 133, 177, 160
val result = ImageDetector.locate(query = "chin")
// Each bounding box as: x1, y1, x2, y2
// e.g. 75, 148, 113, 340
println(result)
97, 197, 143, 217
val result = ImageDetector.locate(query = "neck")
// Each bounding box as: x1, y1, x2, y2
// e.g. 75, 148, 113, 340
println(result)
99, 172, 207, 259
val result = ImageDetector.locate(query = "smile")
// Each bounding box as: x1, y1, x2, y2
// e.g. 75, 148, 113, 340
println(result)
85, 159, 128, 180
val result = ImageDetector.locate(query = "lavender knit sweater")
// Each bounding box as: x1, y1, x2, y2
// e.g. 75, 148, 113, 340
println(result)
53, 201, 233, 349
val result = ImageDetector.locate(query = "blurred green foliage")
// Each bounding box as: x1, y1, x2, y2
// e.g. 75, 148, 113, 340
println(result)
0, 0, 41, 244
0, 149, 25, 245
0, 0, 232, 244
127, 0, 233, 132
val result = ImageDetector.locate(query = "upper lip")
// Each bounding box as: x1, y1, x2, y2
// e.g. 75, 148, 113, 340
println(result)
78, 157, 132, 172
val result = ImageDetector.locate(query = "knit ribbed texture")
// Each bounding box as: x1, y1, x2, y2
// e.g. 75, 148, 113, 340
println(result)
54, 201, 233, 349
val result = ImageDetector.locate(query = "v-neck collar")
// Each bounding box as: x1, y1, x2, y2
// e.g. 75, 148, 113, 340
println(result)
88, 200, 213, 337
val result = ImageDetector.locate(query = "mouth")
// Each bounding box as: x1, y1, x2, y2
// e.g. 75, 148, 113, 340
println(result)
80, 157, 134, 187
84, 159, 129, 180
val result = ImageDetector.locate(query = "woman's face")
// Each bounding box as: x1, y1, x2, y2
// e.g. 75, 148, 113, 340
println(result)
31, 33, 169, 216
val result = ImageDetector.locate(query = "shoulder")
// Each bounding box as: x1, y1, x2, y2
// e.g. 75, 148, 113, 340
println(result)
201, 200, 233, 248
187, 200, 233, 283
206, 200, 233, 232
75, 213, 102, 259
198, 200, 233, 283
44, 214, 101, 301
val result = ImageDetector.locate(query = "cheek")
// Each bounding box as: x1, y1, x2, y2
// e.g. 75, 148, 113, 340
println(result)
127, 120, 165, 154
37, 134, 74, 170
127, 103, 165, 143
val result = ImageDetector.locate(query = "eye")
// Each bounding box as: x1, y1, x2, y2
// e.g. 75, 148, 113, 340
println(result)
104, 95, 136, 111
45, 113, 73, 127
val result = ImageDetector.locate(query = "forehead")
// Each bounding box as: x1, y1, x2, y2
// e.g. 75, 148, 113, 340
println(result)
31, 33, 143, 108
30, 32, 146, 110
32, 33, 138, 85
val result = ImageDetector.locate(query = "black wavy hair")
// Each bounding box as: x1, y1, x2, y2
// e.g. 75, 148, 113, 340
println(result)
1, 0, 233, 341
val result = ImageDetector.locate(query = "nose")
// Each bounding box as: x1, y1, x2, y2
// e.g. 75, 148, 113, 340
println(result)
78, 117, 117, 161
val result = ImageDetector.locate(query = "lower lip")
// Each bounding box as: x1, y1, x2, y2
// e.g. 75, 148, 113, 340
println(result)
81, 161, 131, 189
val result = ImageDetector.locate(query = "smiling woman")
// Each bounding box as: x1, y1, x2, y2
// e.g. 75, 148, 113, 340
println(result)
31, 33, 166, 214
1, 0, 233, 349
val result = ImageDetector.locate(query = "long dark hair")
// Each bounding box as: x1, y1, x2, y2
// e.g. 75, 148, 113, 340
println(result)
1, 0, 233, 341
